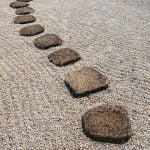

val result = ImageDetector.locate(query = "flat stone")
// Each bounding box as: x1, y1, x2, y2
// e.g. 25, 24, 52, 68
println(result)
33, 34, 62, 49
15, 7, 35, 15
82, 105, 132, 144
17, 0, 33, 2
48, 48, 81, 66
14, 15, 36, 24
10, 1, 29, 9
65, 67, 108, 97
19, 24, 44, 36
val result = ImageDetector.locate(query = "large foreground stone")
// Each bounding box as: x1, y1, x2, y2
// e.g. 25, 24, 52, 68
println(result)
10, 1, 29, 9
48, 48, 81, 66
19, 24, 44, 36
17, 0, 33, 2
14, 15, 36, 24
15, 7, 35, 15
65, 67, 108, 97
33, 34, 62, 49
82, 105, 132, 144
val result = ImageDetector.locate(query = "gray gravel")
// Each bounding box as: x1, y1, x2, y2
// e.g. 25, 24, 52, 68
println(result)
0, 0, 150, 149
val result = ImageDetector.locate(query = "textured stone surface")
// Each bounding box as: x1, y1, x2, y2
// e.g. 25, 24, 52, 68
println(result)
82, 105, 132, 144
10, 1, 29, 9
19, 24, 44, 36
48, 48, 81, 66
14, 15, 36, 24
33, 34, 62, 49
65, 67, 108, 97
15, 7, 35, 15
17, 0, 33, 2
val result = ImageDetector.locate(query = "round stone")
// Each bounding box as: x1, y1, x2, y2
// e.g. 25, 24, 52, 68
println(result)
19, 24, 44, 36
10, 1, 29, 9
33, 34, 62, 49
15, 7, 35, 15
17, 0, 32, 2
82, 105, 132, 144
14, 15, 36, 24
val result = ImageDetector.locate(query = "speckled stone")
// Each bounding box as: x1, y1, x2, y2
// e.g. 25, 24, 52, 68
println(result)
19, 24, 44, 36
33, 34, 62, 49
10, 1, 29, 9
15, 7, 35, 15
82, 105, 132, 144
65, 67, 108, 97
14, 15, 36, 24
48, 48, 81, 66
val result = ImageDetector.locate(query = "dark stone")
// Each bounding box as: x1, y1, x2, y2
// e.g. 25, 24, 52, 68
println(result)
10, 1, 29, 9
82, 105, 132, 144
48, 48, 81, 66
19, 24, 44, 36
65, 67, 108, 98
15, 7, 35, 15
17, 0, 33, 2
14, 15, 36, 24
33, 34, 62, 49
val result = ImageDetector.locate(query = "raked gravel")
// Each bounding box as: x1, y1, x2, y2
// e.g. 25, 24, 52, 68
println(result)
0, 0, 149, 149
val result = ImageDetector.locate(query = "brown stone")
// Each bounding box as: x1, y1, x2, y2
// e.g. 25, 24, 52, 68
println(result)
17, 0, 33, 2
48, 48, 81, 66
65, 67, 108, 97
15, 7, 35, 15
14, 15, 36, 24
10, 1, 29, 9
33, 34, 62, 49
82, 105, 132, 144
19, 24, 44, 36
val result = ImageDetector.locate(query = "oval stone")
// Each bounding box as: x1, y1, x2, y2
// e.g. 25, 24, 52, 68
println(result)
15, 7, 35, 15
33, 34, 62, 49
82, 105, 132, 144
10, 1, 29, 9
14, 15, 36, 24
19, 24, 44, 36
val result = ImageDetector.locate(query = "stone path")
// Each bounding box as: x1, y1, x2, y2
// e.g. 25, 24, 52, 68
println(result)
1, 0, 149, 149
9, 0, 133, 145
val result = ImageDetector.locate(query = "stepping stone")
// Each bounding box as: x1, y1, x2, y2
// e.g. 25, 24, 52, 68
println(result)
33, 34, 62, 49
17, 0, 33, 2
65, 67, 108, 97
82, 105, 132, 144
48, 48, 81, 66
10, 1, 29, 9
15, 7, 35, 15
14, 15, 36, 24
19, 24, 44, 36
